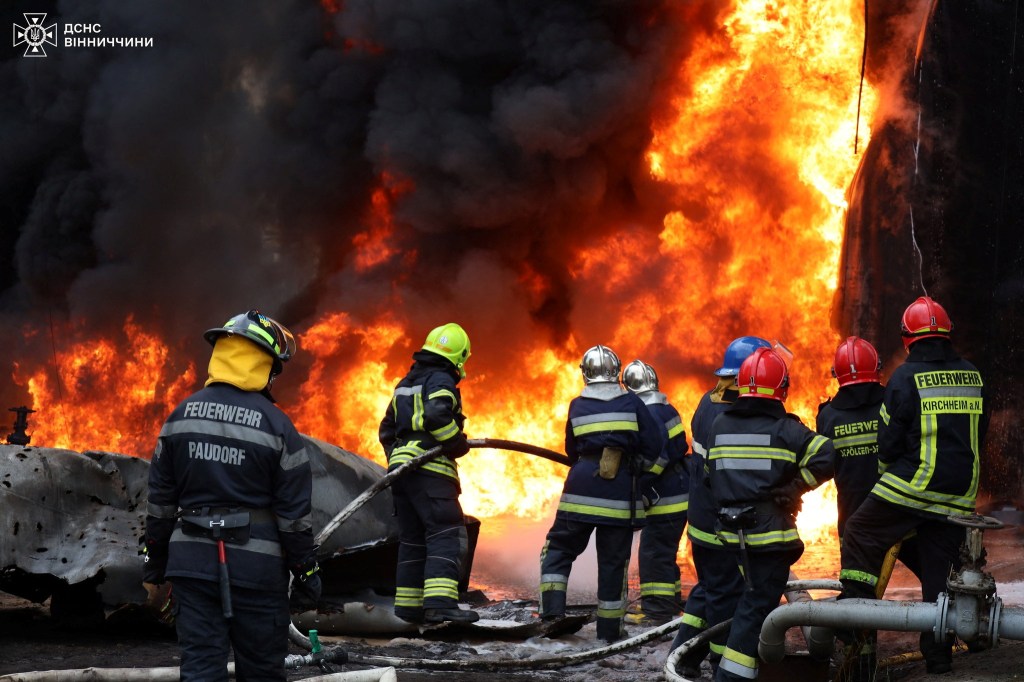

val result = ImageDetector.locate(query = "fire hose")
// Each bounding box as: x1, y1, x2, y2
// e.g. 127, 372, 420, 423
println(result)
314, 438, 569, 546
292, 438, 571, 663
289, 615, 686, 672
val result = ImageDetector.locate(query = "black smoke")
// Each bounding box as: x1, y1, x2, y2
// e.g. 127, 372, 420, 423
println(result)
1, 0, 712, 411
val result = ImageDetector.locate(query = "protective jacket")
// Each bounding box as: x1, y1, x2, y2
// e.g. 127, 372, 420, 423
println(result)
557, 383, 664, 527
639, 391, 689, 520
687, 387, 734, 548
816, 382, 885, 536
707, 399, 835, 552
145, 382, 316, 591
379, 350, 469, 489
872, 338, 987, 518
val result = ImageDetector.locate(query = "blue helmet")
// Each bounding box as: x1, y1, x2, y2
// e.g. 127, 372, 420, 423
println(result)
714, 336, 772, 377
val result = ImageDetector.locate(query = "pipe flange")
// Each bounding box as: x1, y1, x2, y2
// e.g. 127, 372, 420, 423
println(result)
988, 596, 1003, 647
934, 592, 950, 643
947, 514, 1005, 530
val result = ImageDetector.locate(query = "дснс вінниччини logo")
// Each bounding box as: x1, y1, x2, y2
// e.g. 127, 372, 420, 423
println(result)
13, 13, 57, 57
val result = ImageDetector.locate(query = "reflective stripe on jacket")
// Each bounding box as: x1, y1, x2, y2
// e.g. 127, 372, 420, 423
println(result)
638, 392, 690, 519
816, 382, 885, 537
707, 399, 835, 552
871, 338, 987, 517
687, 389, 731, 548
379, 352, 465, 486
146, 383, 314, 591
556, 384, 666, 527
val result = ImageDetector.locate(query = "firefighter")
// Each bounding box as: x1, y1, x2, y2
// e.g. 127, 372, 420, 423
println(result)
379, 322, 479, 624
838, 297, 988, 674
622, 360, 690, 626
669, 336, 771, 677
143, 310, 320, 682
818, 336, 923, 681
705, 347, 835, 682
818, 337, 889, 538
539, 345, 665, 643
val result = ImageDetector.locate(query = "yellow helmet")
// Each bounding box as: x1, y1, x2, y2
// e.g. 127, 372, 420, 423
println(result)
422, 323, 471, 378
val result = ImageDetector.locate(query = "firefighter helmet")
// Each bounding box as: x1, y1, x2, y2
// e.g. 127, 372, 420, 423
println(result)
580, 345, 621, 384
737, 347, 789, 401
831, 336, 882, 386
714, 336, 773, 377
622, 360, 658, 392
900, 296, 953, 350
422, 323, 471, 378
204, 310, 296, 375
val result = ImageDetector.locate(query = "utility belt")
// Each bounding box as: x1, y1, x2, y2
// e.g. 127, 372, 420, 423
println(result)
178, 506, 274, 545
716, 502, 785, 531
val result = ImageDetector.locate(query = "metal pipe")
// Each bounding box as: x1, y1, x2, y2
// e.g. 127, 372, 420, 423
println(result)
759, 596, 1024, 664
785, 575, 845, 660
760, 598, 940, 663
783, 586, 836, 660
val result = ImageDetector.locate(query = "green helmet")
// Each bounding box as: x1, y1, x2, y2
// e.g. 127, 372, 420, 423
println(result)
204, 309, 297, 375
422, 322, 471, 378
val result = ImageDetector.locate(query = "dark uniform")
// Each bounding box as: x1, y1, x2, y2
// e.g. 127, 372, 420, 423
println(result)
379, 350, 472, 622
839, 337, 987, 670
707, 399, 835, 682
818, 381, 923, 680
671, 385, 746, 672
145, 382, 316, 682
539, 382, 664, 642
817, 382, 889, 538
636, 391, 690, 621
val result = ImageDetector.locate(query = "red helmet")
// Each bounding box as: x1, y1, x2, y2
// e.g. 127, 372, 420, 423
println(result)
831, 336, 881, 386
737, 347, 789, 402
900, 296, 953, 350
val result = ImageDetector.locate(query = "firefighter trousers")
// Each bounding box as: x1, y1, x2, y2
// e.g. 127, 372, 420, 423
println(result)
392, 473, 468, 619
715, 545, 802, 682
539, 516, 633, 642
839, 497, 964, 668
671, 542, 741, 671
172, 576, 290, 682
637, 512, 686, 619
840, 497, 963, 603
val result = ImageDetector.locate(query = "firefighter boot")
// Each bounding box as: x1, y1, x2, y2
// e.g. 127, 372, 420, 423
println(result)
424, 607, 480, 624
596, 616, 625, 644
541, 589, 567, 621
920, 632, 953, 674
394, 607, 424, 624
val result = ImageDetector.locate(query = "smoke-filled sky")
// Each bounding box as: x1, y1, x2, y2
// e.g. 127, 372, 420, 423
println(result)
5, 0, 964, 473
1, 0, 724, 407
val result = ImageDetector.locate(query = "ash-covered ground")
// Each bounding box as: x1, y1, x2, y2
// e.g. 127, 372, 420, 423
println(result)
2, 521, 1024, 681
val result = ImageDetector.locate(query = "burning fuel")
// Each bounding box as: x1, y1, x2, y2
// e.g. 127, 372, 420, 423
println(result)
3, 0, 1022, 544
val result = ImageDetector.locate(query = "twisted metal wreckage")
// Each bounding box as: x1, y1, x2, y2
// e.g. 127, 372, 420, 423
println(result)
4, 438, 1024, 680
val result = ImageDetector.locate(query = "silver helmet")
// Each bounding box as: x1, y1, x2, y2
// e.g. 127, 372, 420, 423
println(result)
580, 345, 621, 384
622, 360, 658, 392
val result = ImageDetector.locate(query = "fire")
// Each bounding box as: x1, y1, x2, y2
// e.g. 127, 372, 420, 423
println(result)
7, 1, 873, 554
14, 317, 195, 455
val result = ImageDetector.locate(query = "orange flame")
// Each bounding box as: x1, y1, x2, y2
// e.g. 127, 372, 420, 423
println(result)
15, 317, 195, 454
9, 1, 872, 554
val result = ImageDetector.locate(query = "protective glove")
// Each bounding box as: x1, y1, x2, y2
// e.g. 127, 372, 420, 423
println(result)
641, 488, 661, 511
768, 479, 809, 514
143, 581, 175, 626
442, 434, 471, 459
291, 561, 323, 612
141, 544, 167, 585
